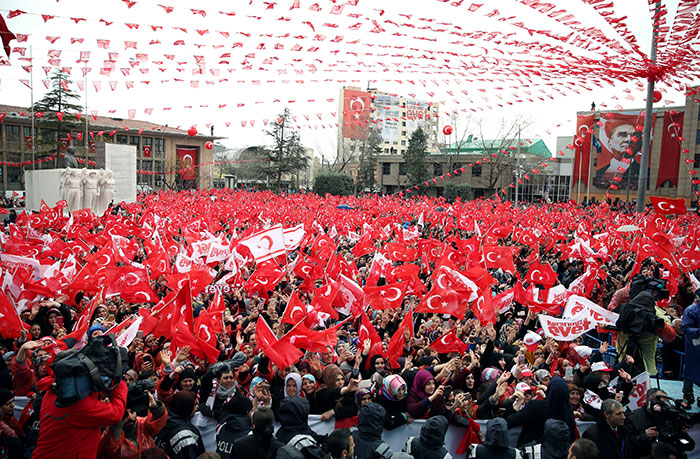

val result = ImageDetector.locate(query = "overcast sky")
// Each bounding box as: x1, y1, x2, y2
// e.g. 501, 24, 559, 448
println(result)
0, 0, 696, 159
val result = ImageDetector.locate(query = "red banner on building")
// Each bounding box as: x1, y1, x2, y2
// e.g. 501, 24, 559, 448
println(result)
656, 111, 684, 190
177, 147, 197, 180
143, 145, 152, 157
572, 114, 594, 189
342, 88, 371, 139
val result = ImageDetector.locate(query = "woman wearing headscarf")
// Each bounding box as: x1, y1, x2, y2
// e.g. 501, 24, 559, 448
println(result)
544, 377, 577, 442
406, 369, 448, 419
284, 373, 303, 398
301, 374, 318, 411
376, 374, 410, 430
230, 407, 283, 459
314, 364, 360, 426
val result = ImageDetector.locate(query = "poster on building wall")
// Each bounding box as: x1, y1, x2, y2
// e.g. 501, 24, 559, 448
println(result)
177, 147, 198, 181
341, 89, 371, 139
593, 112, 655, 190
405, 99, 431, 136
374, 95, 400, 143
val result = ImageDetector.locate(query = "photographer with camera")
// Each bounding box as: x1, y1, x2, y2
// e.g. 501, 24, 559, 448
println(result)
615, 276, 676, 377
623, 388, 666, 458
98, 381, 168, 458
32, 377, 127, 458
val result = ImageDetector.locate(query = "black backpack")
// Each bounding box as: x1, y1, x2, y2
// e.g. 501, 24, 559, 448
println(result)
51, 333, 128, 407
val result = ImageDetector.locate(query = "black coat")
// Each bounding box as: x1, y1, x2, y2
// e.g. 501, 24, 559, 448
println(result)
403, 416, 451, 459
505, 399, 546, 446
154, 413, 206, 459
623, 407, 659, 458
230, 431, 283, 459
582, 416, 630, 459
353, 403, 392, 459
469, 418, 521, 459
375, 395, 408, 430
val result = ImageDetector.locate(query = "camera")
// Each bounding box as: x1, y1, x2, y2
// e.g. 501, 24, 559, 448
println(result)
629, 274, 670, 301
127, 379, 156, 417
649, 397, 700, 455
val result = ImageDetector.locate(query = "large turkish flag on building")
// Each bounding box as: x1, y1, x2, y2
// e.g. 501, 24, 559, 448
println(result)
656, 111, 684, 190
572, 114, 594, 191
342, 89, 371, 139
177, 147, 198, 180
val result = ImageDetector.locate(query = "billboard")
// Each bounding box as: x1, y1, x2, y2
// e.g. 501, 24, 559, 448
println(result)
374, 94, 400, 143
405, 99, 432, 135
342, 89, 371, 139
593, 112, 655, 190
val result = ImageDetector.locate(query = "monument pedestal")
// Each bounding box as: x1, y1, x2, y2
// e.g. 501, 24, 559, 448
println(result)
95, 142, 137, 205
25, 169, 64, 212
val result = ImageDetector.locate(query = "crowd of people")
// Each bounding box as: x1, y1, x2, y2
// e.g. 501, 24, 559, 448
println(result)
0, 189, 698, 459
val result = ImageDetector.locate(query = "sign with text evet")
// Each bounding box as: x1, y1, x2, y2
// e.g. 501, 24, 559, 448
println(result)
564, 295, 619, 327
539, 311, 594, 341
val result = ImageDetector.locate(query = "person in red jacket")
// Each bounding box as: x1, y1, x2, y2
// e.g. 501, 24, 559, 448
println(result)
32, 380, 128, 459
98, 386, 168, 459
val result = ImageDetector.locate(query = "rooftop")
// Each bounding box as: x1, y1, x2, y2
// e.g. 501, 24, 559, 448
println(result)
0, 104, 221, 139
441, 138, 552, 158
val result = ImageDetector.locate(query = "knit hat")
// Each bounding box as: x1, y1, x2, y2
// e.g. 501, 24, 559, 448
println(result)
179, 367, 197, 382
0, 388, 14, 406
88, 324, 105, 339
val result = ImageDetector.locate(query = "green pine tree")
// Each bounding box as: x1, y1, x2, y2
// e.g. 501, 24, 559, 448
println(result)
31, 70, 83, 158
257, 108, 309, 190
403, 127, 430, 187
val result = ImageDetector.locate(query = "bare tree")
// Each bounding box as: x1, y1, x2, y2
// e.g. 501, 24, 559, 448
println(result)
437, 112, 474, 173
471, 116, 540, 196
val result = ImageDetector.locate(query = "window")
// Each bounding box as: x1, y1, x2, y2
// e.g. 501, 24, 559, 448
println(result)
472, 163, 482, 177
142, 137, 153, 157
40, 128, 55, 142
400, 140, 406, 146
402, 121, 406, 127
154, 138, 165, 158
399, 162, 406, 175
697, 129, 700, 145
382, 163, 391, 175
142, 160, 153, 171
384, 148, 389, 153
129, 136, 140, 146
5, 125, 20, 142
694, 153, 700, 168
116, 134, 128, 144
401, 131, 406, 136
434, 163, 443, 176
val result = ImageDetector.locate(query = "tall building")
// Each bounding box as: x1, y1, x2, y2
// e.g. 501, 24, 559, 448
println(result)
0, 104, 219, 194
571, 89, 699, 205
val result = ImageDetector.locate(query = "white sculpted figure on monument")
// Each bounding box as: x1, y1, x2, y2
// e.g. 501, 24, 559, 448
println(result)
65, 168, 82, 212
97, 169, 115, 215
59, 168, 71, 202
82, 169, 99, 213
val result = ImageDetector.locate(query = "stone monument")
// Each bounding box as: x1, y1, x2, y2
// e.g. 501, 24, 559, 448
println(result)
62, 146, 79, 168
95, 142, 137, 205
97, 169, 115, 215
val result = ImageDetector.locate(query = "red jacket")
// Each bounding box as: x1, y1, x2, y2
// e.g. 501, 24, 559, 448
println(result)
33, 381, 128, 459
11, 357, 36, 396
97, 403, 168, 459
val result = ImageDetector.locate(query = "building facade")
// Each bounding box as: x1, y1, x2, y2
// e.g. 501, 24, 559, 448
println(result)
375, 137, 558, 199
0, 104, 219, 193
572, 91, 699, 205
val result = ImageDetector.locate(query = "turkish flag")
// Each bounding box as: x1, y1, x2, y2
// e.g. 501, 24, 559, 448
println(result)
386, 308, 413, 367
429, 329, 467, 354
363, 282, 406, 310
525, 260, 558, 288
416, 287, 467, 318
365, 252, 391, 287
281, 291, 307, 325
358, 310, 381, 346
432, 264, 479, 301
332, 274, 365, 317
60, 292, 101, 347
384, 242, 418, 262
256, 317, 302, 369
310, 233, 336, 260
104, 266, 159, 303
472, 290, 495, 325
239, 224, 286, 263
650, 196, 686, 215
278, 320, 337, 354
656, 112, 683, 190
342, 88, 371, 139
492, 288, 515, 314
0, 13, 17, 60
0, 290, 24, 339
572, 114, 594, 191
245, 264, 286, 299
483, 245, 516, 273
144, 249, 171, 279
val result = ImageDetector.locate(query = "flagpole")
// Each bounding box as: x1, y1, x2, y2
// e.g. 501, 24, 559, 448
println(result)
84, 61, 88, 159
515, 124, 521, 206
30, 45, 35, 170
576, 144, 582, 203
636, 1, 660, 212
